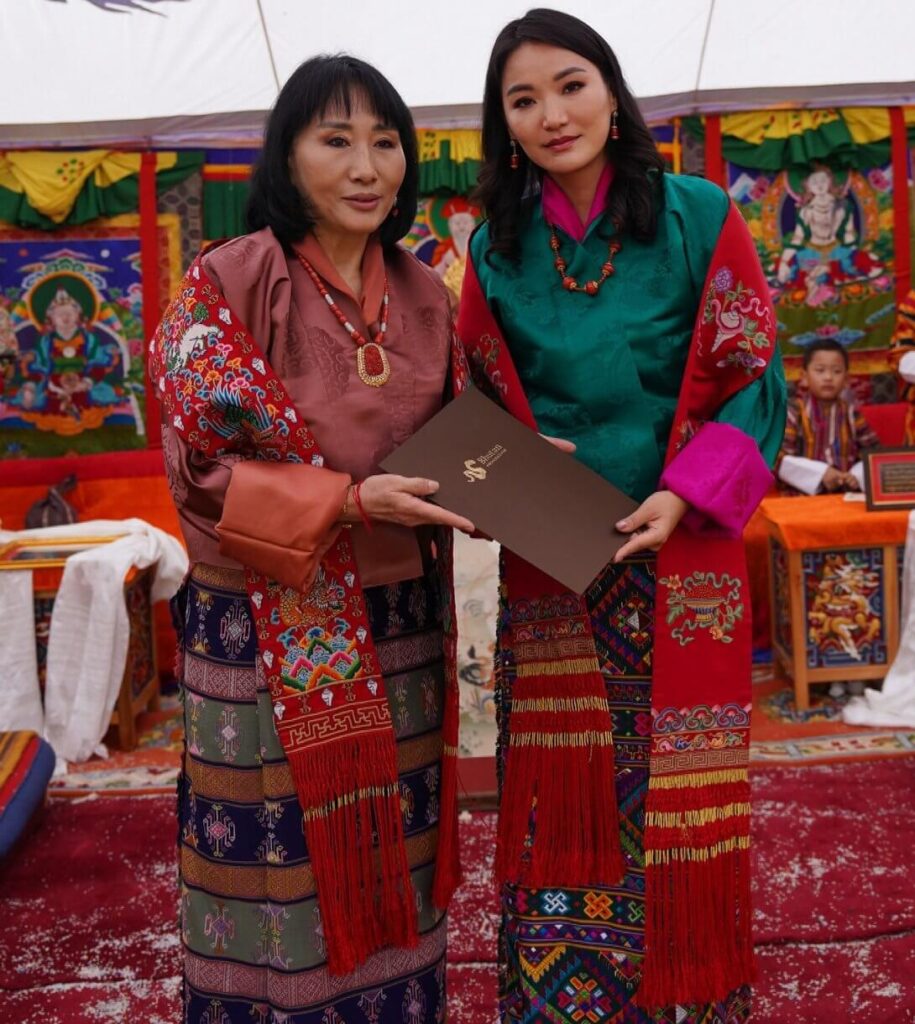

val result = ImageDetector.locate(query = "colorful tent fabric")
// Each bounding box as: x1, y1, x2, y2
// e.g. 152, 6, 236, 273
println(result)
684, 109, 915, 171
0, 151, 202, 229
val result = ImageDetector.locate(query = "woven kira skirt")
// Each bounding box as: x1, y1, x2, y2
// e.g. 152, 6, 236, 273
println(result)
176, 563, 448, 1024
497, 556, 751, 1024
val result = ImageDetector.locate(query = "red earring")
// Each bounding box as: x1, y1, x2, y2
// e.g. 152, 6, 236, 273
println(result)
510, 139, 520, 170
610, 110, 620, 141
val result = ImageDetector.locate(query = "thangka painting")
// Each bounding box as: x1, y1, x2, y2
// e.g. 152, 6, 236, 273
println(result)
730, 162, 897, 399
0, 214, 180, 459
405, 196, 482, 302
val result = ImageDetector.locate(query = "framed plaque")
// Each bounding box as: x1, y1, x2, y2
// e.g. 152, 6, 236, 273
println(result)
863, 448, 915, 511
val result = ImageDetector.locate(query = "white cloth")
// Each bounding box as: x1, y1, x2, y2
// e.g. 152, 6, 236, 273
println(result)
0, 519, 188, 762
843, 509, 915, 727
778, 455, 864, 494
0, 570, 44, 733
778, 455, 828, 494
898, 350, 915, 385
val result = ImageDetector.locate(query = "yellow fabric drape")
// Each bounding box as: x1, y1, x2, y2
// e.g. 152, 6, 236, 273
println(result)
0, 150, 178, 223
718, 107, 915, 147
416, 130, 482, 164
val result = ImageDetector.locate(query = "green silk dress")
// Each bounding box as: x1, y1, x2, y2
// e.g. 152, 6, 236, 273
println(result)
471, 172, 786, 1023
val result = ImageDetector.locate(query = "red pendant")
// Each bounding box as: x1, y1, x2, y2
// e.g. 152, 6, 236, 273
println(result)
357, 342, 391, 387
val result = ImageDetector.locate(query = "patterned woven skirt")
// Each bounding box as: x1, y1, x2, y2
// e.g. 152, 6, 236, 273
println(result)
498, 557, 752, 1024
176, 563, 448, 1024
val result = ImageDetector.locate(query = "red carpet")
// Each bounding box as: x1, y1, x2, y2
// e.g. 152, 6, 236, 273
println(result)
2, 760, 914, 1023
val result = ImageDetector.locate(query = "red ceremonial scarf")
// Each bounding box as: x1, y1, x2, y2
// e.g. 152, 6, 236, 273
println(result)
457, 203, 776, 1007
150, 252, 466, 975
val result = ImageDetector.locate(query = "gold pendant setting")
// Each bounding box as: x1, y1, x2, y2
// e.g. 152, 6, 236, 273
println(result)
357, 342, 391, 387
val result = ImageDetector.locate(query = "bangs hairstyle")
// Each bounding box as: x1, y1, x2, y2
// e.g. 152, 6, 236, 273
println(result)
246, 54, 418, 249
476, 8, 666, 261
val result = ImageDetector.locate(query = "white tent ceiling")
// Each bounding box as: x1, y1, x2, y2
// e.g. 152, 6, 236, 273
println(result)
2, 0, 915, 147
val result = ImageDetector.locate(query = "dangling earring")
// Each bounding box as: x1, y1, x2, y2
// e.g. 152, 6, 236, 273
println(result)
510, 139, 520, 170
391, 194, 400, 217
610, 110, 620, 141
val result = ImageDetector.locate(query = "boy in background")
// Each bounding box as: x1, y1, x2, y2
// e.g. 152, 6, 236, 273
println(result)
777, 338, 880, 495
778, 338, 881, 698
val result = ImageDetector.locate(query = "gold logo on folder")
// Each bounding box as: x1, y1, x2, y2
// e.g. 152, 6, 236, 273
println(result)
463, 445, 507, 482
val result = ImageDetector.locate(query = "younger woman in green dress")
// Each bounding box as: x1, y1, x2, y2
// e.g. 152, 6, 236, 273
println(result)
458, 9, 786, 1021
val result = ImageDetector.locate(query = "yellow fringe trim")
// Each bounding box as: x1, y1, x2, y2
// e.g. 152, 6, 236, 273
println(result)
645, 835, 751, 865
443, 744, 459, 757
509, 730, 614, 749
512, 696, 609, 713
301, 784, 399, 822
648, 769, 748, 790
516, 657, 601, 678
645, 802, 752, 829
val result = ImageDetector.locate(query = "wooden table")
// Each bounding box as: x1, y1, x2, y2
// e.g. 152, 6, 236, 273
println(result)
760, 495, 909, 710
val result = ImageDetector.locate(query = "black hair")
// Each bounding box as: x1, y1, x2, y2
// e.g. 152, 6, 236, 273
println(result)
246, 54, 418, 249
802, 337, 849, 369
475, 8, 666, 261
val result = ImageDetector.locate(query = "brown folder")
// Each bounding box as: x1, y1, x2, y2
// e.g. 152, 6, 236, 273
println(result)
381, 388, 640, 593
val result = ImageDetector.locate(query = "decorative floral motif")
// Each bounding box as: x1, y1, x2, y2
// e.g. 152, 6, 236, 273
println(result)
199, 999, 231, 1024
203, 901, 236, 953
659, 572, 743, 646
401, 977, 427, 1024
358, 989, 387, 1023
219, 599, 251, 658
701, 265, 774, 374
202, 803, 236, 857
215, 706, 240, 761
256, 902, 291, 969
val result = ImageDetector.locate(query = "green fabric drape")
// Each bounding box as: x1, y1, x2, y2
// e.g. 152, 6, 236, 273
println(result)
682, 115, 915, 171
418, 141, 481, 196
202, 178, 250, 241
0, 151, 204, 229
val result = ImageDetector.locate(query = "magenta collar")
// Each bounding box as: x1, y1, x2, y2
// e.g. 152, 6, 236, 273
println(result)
541, 163, 614, 242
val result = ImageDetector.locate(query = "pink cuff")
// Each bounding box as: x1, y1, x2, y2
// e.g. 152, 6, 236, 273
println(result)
659, 422, 773, 538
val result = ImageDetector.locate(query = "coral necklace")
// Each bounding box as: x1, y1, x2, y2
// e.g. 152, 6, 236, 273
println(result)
548, 223, 622, 296
296, 253, 391, 387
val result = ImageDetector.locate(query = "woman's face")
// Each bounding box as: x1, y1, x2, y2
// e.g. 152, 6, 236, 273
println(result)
289, 93, 406, 242
501, 42, 614, 178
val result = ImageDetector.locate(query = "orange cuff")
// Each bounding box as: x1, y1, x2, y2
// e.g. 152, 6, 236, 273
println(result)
216, 461, 352, 591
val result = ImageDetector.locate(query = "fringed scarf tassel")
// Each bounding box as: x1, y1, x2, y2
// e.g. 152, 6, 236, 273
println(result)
496, 672, 625, 888
288, 732, 418, 976
636, 768, 754, 1008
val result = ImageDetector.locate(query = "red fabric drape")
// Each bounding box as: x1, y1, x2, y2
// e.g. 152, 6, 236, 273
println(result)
704, 114, 725, 188
139, 152, 162, 447
890, 107, 912, 306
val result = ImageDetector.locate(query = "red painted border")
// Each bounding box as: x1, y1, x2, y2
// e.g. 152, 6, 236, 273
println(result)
139, 153, 162, 448
890, 107, 912, 305
704, 114, 725, 188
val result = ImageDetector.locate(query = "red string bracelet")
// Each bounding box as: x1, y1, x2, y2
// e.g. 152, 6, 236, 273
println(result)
352, 482, 373, 532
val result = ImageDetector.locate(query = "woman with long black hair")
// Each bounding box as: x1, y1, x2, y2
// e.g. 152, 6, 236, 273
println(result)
459, 9, 786, 1021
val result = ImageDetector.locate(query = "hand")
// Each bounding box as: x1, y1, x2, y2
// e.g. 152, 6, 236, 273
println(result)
841, 472, 861, 492
540, 434, 576, 453
353, 475, 475, 533
821, 467, 844, 492
613, 490, 688, 562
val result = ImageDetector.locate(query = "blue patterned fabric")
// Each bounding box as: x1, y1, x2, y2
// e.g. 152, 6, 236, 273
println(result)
176, 564, 448, 1024
497, 557, 751, 1023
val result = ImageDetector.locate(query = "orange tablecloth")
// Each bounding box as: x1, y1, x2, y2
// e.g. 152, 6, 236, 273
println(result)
759, 495, 910, 550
